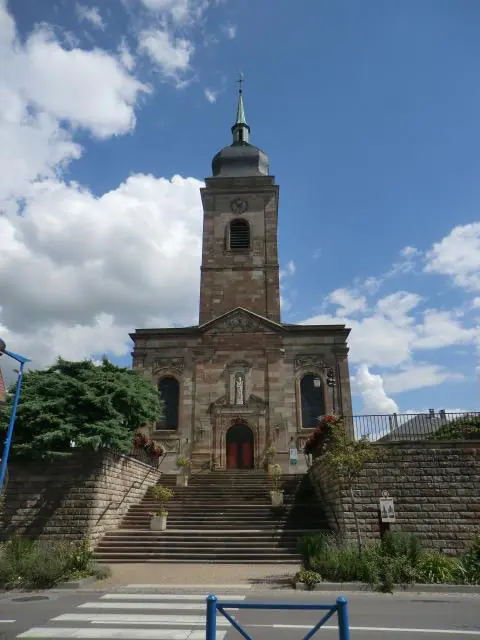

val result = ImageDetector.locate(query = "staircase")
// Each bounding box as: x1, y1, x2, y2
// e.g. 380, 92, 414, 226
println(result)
93, 471, 329, 563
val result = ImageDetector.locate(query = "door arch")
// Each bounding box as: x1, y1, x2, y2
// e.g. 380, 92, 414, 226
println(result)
226, 423, 254, 470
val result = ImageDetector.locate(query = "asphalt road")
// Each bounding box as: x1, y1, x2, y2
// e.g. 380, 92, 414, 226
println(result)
0, 586, 478, 639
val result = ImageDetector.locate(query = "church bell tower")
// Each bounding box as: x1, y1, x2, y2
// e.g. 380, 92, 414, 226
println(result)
199, 77, 281, 324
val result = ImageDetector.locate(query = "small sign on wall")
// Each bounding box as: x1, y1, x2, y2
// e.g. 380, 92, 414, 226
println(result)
289, 448, 298, 465
379, 491, 396, 523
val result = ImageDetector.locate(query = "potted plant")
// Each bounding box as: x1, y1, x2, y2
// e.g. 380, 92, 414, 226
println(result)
264, 445, 277, 473
269, 463, 284, 506
176, 455, 191, 486
149, 485, 174, 531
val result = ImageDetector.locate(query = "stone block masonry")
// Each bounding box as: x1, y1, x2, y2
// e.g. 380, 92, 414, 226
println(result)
0, 451, 161, 546
310, 441, 480, 555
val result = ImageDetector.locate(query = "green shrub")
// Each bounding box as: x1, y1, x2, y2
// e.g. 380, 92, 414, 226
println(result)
296, 531, 469, 592
461, 535, 480, 585
89, 563, 112, 580
414, 552, 462, 584
0, 536, 108, 589
428, 416, 480, 441
294, 569, 322, 589
297, 533, 334, 570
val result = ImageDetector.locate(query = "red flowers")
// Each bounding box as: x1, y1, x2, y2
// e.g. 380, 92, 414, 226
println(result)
304, 415, 339, 455
134, 431, 165, 459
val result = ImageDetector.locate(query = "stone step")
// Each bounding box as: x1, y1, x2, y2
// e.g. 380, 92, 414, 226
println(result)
95, 541, 299, 550
92, 551, 301, 562
100, 529, 310, 544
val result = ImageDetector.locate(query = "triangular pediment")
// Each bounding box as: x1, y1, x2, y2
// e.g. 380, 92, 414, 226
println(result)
199, 307, 285, 334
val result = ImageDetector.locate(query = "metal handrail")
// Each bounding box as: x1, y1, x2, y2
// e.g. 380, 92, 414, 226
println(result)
206, 594, 350, 640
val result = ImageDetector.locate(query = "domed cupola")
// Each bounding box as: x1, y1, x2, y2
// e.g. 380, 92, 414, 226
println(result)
211, 74, 269, 178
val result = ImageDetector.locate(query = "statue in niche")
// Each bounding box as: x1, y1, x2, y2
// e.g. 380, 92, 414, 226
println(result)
234, 374, 245, 405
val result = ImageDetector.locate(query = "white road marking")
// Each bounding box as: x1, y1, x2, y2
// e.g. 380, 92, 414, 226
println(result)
124, 584, 251, 589
0, 619, 15, 623
17, 629, 226, 639
251, 623, 480, 635
100, 593, 245, 601
78, 602, 238, 611
53, 614, 229, 626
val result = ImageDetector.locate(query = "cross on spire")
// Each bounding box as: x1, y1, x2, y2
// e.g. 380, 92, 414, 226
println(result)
238, 72, 244, 95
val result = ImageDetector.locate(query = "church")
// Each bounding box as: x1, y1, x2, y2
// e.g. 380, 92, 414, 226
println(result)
130, 83, 353, 473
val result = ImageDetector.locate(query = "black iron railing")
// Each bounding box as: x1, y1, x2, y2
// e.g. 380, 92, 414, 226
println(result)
344, 411, 480, 442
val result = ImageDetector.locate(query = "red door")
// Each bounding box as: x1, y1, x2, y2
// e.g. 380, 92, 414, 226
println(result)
227, 442, 237, 469
242, 441, 253, 469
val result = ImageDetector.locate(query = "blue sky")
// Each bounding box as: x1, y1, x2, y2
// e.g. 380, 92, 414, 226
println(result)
1, 0, 479, 414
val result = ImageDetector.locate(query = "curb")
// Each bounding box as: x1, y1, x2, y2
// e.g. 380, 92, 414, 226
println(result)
294, 581, 480, 594
55, 577, 98, 590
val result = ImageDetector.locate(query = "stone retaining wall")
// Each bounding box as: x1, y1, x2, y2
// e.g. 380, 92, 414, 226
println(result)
309, 441, 480, 554
0, 451, 161, 546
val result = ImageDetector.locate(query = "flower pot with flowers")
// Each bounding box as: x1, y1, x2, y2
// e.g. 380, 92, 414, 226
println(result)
303, 415, 338, 459
176, 455, 191, 487
269, 463, 284, 506
149, 485, 174, 531
143, 437, 165, 467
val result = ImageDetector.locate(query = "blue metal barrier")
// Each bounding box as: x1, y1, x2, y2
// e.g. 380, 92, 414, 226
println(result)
206, 594, 350, 640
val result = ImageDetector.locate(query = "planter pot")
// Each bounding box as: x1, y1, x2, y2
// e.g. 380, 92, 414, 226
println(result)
270, 490, 284, 507
176, 473, 188, 487
150, 513, 167, 531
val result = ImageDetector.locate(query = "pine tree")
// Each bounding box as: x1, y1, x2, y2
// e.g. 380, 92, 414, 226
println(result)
0, 358, 162, 460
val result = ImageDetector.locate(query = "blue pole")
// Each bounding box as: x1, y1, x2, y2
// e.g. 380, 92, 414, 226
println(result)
206, 594, 217, 640
0, 348, 30, 495
336, 596, 350, 640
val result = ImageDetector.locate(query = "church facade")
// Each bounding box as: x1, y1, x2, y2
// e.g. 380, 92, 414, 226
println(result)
131, 86, 353, 473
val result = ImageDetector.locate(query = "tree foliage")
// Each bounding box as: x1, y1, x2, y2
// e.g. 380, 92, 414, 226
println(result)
0, 358, 162, 460
316, 417, 379, 552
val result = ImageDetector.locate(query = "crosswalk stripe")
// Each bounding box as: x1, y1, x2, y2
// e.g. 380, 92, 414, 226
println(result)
100, 593, 246, 601
79, 602, 237, 611
52, 613, 230, 625
17, 629, 227, 639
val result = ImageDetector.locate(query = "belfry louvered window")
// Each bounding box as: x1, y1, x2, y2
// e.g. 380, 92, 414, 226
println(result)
229, 219, 250, 250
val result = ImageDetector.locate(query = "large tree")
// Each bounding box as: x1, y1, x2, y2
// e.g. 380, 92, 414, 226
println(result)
0, 358, 162, 460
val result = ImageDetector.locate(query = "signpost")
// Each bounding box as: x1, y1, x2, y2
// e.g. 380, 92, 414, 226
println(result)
379, 490, 396, 523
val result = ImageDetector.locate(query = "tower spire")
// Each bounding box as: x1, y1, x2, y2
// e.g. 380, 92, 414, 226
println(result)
232, 72, 250, 144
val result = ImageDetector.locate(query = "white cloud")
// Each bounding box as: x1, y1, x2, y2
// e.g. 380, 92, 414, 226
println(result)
0, 174, 203, 369
139, 0, 209, 25
0, 6, 148, 143
329, 288, 367, 315
400, 245, 421, 258
19, 30, 148, 138
223, 24, 236, 39
118, 39, 135, 71
375, 291, 422, 321
425, 222, 480, 291
382, 364, 464, 394
76, 4, 105, 29
138, 29, 194, 81
414, 310, 476, 349
204, 88, 217, 103
472, 297, 480, 308
355, 365, 399, 414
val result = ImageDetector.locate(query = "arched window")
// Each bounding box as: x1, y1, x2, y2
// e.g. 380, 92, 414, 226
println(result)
300, 374, 325, 429
229, 219, 250, 250
158, 376, 179, 430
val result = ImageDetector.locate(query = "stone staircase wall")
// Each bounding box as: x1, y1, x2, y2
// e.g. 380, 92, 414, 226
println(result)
1, 451, 161, 546
310, 441, 480, 554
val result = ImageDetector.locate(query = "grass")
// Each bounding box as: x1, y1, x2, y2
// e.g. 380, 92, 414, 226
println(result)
296, 531, 480, 592
0, 536, 111, 590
